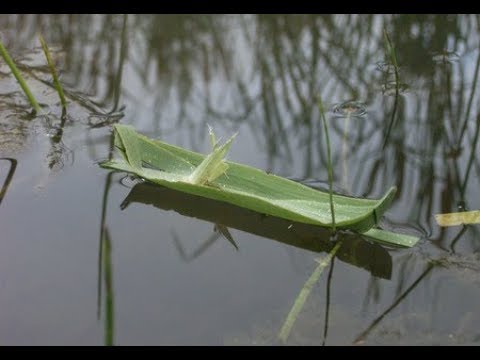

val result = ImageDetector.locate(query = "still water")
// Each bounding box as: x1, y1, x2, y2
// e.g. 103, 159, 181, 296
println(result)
1, 14, 480, 345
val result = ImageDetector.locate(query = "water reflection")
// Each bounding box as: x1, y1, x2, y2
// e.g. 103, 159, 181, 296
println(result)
121, 182, 392, 344
0, 158, 16, 206
96, 128, 117, 346
0, 14, 479, 345
122, 182, 393, 279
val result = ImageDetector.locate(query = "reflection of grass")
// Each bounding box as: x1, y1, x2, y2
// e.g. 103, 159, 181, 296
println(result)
0, 39, 42, 114
354, 263, 434, 345
102, 228, 114, 346
382, 29, 401, 149
39, 35, 67, 115
97, 171, 115, 346
0, 158, 17, 206
98, 135, 116, 346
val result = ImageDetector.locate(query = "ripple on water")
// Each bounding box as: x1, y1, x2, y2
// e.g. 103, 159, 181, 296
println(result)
330, 100, 367, 118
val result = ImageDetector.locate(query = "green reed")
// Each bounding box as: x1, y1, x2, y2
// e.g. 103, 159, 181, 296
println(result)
318, 97, 336, 232
0, 38, 42, 114
39, 35, 67, 114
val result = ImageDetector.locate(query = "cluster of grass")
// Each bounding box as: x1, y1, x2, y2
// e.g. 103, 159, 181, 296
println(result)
0, 35, 67, 116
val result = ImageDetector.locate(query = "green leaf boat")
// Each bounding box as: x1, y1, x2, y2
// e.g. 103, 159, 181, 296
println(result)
100, 124, 419, 248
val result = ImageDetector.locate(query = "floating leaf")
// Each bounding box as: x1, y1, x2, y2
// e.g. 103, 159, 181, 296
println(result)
101, 124, 419, 247
362, 228, 419, 248
435, 210, 480, 227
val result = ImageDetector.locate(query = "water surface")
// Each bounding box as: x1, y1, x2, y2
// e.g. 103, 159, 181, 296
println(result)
1, 14, 480, 345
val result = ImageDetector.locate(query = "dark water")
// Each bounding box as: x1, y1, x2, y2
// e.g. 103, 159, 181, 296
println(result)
1, 14, 480, 345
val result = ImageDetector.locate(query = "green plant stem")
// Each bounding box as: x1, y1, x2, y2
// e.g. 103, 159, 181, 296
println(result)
278, 241, 342, 343
318, 98, 336, 232
0, 39, 42, 114
341, 114, 351, 192
39, 35, 67, 112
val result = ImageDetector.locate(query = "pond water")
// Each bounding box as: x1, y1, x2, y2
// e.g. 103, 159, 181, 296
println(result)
1, 14, 480, 345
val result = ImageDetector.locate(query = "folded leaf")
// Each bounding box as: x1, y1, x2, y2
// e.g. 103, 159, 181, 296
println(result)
101, 124, 419, 247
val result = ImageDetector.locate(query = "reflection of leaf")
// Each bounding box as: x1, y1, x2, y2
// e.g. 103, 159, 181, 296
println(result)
435, 210, 480, 227
214, 224, 239, 251
123, 183, 393, 279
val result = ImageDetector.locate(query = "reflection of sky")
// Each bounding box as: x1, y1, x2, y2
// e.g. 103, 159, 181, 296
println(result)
0, 14, 479, 345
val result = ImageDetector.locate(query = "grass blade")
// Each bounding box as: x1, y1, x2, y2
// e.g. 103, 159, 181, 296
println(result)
0, 38, 42, 114
363, 228, 420, 248
39, 35, 67, 114
318, 97, 336, 232
435, 210, 480, 227
278, 241, 342, 343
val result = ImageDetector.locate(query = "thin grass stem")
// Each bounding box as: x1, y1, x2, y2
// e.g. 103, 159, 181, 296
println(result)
39, 35, 67, 114
318, 97, 336, 232
0, 39, 42, 114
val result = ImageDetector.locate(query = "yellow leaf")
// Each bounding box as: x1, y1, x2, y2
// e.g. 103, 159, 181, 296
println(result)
435, 210, 480, 227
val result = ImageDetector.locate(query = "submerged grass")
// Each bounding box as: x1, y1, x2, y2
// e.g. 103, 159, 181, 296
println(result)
0, 38, 42, 114
39, 35, 67, 114
278, 241, 342, 343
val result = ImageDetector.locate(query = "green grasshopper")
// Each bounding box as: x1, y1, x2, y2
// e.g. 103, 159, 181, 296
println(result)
185, 124, 237, 187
